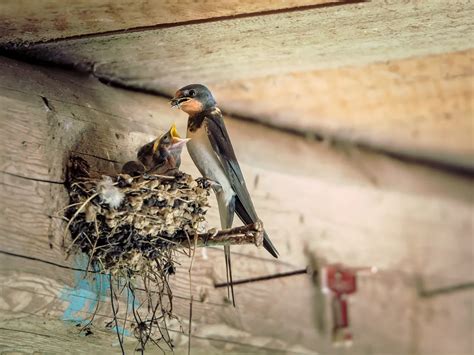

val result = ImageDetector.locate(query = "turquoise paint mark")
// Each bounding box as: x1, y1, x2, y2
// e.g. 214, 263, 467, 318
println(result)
112, 325, 129, 335
60, 253, 134, 336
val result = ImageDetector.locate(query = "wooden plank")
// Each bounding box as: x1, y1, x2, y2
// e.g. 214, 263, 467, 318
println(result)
352, 272, 474, 355
0, 56, 472, 353
214, 49, 474, 170
0, 0, 346, 44
0, 174, 65, 261
1, 252, 472, 354
15, 0, 474, 168
0, 312, 304, 355
0, 314, 138, 355
16, 1, 472, 87
0, 252, 318, 354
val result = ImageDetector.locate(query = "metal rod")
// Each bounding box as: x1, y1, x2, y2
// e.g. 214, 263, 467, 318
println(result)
214, 268, 310, 288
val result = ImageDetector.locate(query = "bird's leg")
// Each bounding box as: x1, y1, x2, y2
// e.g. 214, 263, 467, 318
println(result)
224, 245, 235, 306
207, 179, 222, 191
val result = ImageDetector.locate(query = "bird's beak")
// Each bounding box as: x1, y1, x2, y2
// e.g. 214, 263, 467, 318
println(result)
170, 92, 190, 108
169, 123, 181, 139
169, 124, 190, 150
170, 137, 191, 151
152, 136, 161, 153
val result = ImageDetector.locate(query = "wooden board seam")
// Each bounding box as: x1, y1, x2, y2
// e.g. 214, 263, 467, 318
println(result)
1, 170, 64, 184
0, 0, 366, 46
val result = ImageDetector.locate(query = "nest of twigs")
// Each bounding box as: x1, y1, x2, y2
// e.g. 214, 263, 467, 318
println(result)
63, 156, 211, 352
65, 172, 210, 275
64, 157, 263, 353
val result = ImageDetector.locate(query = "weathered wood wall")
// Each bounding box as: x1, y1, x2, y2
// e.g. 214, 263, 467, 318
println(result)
0, 0, 473, 354
0, 56, 472, 354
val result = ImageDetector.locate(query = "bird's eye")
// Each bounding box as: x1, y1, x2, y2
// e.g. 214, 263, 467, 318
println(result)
188, 89, 196, 97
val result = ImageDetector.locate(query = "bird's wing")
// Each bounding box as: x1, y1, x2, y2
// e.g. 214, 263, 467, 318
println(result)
203, 110, 259, 222
204, 111, 279, 258
137, 140, 155, 167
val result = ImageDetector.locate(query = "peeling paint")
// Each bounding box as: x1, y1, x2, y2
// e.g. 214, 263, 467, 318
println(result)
59, 254, 133, 336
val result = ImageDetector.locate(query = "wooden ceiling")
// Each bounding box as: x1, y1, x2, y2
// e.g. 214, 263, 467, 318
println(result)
1, 0, 473, 170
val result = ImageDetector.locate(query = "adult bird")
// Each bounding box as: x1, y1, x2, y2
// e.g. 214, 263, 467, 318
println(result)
121, 124, 189, 176
171, 84, 279, 303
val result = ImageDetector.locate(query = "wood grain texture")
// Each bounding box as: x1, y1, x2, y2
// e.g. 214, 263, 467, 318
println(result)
0, 0, 346, 44
0, 252, 318, 354
0, 56, 472, 354
18, 1, 473, 85
1, 251, 472, 354
0, 312, 304, 355
15, 0, 474, 169
214, 49, 474, 170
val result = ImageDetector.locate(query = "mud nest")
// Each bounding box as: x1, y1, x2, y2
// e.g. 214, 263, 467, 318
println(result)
65, 172, 211, 276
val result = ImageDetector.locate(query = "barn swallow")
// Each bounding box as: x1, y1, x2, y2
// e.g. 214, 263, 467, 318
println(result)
171, 84, 279, 303
121, 124, 189, 176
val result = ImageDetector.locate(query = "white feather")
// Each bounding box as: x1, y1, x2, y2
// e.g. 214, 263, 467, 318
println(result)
97, 176, 124, 209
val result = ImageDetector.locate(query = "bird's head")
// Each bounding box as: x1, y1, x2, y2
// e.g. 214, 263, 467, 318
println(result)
153, 123, 190, 156
170, 84, 216, 115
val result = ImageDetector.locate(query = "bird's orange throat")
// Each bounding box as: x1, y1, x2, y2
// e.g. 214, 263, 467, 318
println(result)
179, 98, 204, 115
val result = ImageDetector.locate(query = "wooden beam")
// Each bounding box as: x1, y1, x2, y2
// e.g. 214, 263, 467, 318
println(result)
0, 0, 348, 44
13, 1, 472, 86
0, 56, 472, 353
213, 49, 474, 170
11, 0, 473, 168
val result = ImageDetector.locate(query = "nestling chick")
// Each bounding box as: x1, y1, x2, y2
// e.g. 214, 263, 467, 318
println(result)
121, 124, 190, 176
121, 160, 145, 176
